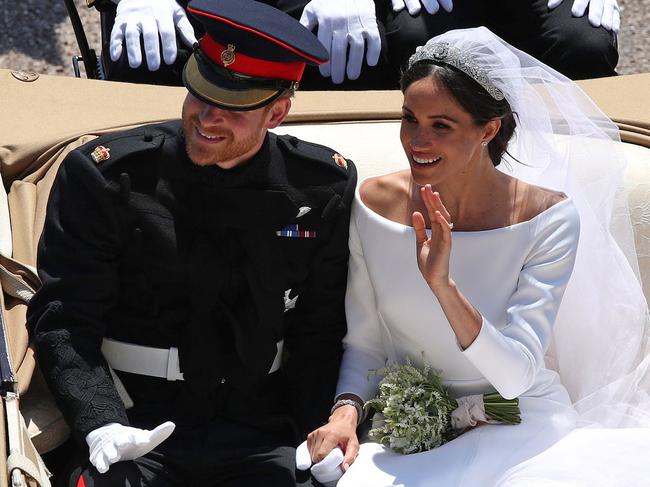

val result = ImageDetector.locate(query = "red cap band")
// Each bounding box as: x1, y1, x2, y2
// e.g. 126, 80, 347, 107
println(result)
200, 36, 306, 81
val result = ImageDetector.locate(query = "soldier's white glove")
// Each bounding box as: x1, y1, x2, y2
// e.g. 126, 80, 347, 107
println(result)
296, 440, 345, 486
109, 0, 197, 70
86, 421, 175, 473
547, 0, 620, 32
299, 0, 381, 84
391, 0, 453, 16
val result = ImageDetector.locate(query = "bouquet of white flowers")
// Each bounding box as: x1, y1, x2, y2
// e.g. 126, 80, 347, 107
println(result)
366, 359, 521, 454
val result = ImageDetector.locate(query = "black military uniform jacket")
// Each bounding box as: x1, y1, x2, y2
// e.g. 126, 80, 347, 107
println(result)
27, 121, 356, 444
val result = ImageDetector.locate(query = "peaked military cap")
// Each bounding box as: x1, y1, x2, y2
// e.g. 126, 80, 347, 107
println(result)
183, 0, 328, 111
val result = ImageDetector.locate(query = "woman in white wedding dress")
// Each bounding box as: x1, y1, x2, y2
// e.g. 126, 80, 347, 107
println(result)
297, 27, 650, 487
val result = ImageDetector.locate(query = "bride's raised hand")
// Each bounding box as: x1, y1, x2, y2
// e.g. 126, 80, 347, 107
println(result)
412, 185, 453, 291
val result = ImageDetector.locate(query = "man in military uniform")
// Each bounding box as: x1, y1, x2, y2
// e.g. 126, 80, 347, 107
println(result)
27, 1, 356, 485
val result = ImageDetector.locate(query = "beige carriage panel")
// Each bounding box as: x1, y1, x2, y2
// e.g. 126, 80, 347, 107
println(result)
578, 74, 650, 145
3, 70, 647, 184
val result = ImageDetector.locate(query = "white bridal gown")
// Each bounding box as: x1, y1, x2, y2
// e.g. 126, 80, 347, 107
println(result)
335, 189, 581, 487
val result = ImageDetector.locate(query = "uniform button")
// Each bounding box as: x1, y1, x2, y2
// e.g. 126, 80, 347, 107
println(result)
220, 378, 226, 384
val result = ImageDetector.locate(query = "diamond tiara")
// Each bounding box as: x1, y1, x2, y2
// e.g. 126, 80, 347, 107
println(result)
407, 42, 505, 101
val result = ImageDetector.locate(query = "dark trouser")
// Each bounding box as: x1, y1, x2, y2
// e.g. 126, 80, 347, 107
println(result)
60, 418, 316, 487
100, 0, 617, 88
287, 0, 618, 87
100, 0, 398, 90
382, 0, 618, 81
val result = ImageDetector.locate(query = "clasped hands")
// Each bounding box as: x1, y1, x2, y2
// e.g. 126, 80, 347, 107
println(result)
86, 421, 175, 473
296, 404, 359, 485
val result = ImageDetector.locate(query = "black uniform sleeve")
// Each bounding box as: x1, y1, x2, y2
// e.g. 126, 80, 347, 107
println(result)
27, 149, 129, 442
283, 158, 357, 437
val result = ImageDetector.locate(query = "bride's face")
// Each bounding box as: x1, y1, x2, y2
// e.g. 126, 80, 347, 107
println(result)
400, 77, 491, 187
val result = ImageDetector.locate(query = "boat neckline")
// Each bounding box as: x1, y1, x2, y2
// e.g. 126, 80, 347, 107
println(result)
355, 188, 572, 235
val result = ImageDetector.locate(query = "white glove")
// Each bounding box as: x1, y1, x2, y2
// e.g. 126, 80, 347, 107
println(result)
296, 440, 345, 487
391, 0, 453, 16
86, 421, 175, 474
300, 0, 381, 84
546, 0, 620, 32
109, 0, 198, 70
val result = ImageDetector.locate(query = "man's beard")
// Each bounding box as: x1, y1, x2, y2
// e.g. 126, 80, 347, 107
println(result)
182, 116, 265, 168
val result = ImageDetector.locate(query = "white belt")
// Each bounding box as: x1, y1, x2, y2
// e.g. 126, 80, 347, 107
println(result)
101, 338, 284, 381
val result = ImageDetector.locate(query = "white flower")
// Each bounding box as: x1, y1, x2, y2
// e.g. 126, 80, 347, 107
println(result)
366, 358, 457, 454
366, 359, 521, 455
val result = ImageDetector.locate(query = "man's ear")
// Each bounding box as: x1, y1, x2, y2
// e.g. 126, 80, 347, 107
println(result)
266, 97, 292, 129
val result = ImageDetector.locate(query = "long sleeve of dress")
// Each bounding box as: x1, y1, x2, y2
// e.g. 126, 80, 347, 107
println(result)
336, 208, 385, 402
461, 203, 580, 399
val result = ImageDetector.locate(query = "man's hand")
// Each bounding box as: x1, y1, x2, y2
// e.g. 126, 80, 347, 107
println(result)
86, 421, 175, 473
296, 441, 345, 486
547, 0, 620, 32
296, 404, 359, 483
299, 0, 381, 84
109, 0, 198, 71
390, 0, 453, 16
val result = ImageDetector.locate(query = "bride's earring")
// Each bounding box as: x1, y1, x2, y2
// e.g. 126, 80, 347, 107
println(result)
481, 140, 488, 147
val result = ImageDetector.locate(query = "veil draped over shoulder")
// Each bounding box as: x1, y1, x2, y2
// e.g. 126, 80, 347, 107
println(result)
432, 26, 650, 486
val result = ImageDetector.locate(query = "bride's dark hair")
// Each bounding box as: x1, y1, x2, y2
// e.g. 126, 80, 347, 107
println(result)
400, 61, 516, 167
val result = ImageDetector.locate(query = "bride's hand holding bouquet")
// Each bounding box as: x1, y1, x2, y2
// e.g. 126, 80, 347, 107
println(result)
367, 359, 521, 455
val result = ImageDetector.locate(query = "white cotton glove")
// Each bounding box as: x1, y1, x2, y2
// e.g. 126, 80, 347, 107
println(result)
546, 0, 620, 32
109, 0, 198, 70
391, 0, 453, 16
300, 0, 381, 84
296, 440, 345, 486
85, 421, 175, 474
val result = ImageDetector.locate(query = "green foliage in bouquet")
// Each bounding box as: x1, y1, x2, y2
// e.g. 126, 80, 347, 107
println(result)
366, 359, 521, 455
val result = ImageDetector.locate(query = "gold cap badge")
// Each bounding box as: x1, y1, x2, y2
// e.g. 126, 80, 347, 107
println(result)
91, 146, 111, 163
333, 153, 347, 170
221, 44, 236, 67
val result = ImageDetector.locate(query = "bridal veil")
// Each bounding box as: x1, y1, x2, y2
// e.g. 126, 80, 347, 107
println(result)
429, 26, 650, 486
